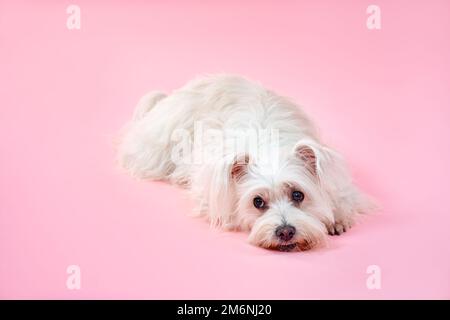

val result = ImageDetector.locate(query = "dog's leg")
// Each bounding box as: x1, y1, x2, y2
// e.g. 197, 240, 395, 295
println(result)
327, 202, 356, 235
327, 186, 373, 235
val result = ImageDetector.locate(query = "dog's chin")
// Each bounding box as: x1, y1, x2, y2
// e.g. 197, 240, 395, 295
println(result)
277, 243, 299, 252
269, 239, 311, 252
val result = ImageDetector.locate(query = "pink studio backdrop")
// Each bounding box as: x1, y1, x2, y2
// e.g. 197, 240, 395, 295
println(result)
1, 0, 449, 299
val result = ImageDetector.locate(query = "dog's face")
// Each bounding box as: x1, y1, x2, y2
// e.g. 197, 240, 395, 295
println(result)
232, 142, 334, 251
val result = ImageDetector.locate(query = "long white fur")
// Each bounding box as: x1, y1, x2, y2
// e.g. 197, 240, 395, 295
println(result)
118, 75, 373, 251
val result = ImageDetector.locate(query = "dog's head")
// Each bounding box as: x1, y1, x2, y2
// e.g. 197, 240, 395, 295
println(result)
209, 139, 340, 251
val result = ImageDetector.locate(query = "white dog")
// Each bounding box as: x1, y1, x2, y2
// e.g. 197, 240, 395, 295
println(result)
118, 75, 372, 251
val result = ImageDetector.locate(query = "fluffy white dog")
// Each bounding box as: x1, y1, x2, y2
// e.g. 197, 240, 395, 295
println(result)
118, 75, 372, 251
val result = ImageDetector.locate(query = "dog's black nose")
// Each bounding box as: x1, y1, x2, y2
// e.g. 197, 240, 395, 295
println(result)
275, 225, 296, 241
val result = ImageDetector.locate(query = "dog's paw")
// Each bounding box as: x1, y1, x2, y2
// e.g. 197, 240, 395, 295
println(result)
327, 219, 354, 236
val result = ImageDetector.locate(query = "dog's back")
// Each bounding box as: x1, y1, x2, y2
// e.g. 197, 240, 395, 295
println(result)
118, 75, 319, 181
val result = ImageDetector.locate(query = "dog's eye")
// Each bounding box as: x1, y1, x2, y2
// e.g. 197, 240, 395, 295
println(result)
253, 196, 265, 209
292, 191, 304, 202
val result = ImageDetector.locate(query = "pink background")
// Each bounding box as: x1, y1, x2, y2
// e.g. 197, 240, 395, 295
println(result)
1, 0, 449, 299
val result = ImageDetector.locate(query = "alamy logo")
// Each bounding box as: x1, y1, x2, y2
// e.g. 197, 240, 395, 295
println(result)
66, 5, 81, 30
366, 265, 381, 289
366, 5, 381, 30
171, 122, 280, 168
66, 265, 81, 290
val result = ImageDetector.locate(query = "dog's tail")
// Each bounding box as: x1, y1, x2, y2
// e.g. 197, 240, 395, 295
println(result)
132, 91, 167, 121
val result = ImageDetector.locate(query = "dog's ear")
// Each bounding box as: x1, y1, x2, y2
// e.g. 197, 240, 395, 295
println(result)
293, 140, 321, 176
294, 143, 318, 176
293, 139, 339, 178
204, 153, 251, 229
293, 139, 346, 180
231, 154, 250, 181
